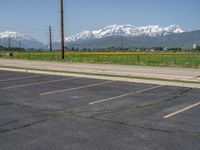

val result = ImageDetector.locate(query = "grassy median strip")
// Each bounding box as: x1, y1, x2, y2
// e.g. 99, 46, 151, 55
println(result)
0, 65, 200, 85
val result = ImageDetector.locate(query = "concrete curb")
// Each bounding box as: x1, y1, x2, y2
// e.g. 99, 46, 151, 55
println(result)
0, 67, 200, 89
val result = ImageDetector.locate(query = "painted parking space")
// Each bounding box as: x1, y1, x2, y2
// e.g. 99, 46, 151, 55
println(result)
0, 70, 199, 150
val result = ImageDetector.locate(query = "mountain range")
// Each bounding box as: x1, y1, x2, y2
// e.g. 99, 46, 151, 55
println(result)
65, 25, 200, 49
65, 25, 184, 42
0, 31, 44, 49
1, 25, 200, 49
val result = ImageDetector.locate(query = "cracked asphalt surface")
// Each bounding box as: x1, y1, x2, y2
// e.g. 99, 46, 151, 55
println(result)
0, 70, 200, 150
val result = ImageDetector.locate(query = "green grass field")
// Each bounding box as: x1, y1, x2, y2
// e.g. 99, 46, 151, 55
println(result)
0, 51, 200, 68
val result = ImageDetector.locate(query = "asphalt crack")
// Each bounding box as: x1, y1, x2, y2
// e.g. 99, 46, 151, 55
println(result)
0, 87, 196, 137
0, 109, 74, 134
0, 113, 52, 127
72, 112, 200, 138
0, 119, 48, 133
0, 100, 13, 106
76, 87, 192, 118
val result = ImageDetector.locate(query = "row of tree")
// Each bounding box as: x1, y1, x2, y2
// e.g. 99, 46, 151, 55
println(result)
65, 46, 200, 52
1, 45, 200, 52
0, 45, 44, 52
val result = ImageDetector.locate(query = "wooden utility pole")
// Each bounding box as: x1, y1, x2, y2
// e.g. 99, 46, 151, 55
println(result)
49, 26, 52, 52
19, 41, 21, 49
60, 0, 65, 59
8, 36, 11, 51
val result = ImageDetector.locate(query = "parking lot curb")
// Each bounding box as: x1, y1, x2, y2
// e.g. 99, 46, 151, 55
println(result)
0, 66, 200, 89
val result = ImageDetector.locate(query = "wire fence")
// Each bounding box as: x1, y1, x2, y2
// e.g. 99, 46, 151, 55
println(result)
0, 52, 200, 68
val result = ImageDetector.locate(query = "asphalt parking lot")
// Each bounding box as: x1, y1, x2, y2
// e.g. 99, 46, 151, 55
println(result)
0, 70, 200, 150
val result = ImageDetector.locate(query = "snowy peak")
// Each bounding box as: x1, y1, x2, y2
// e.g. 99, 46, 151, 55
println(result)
65, 25, 185, 42
0, 31, 36, 41
0, 31, 44, 48
163, 25, 184, 33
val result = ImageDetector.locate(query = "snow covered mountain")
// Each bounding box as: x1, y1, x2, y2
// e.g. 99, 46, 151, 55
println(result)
65, 25, 185, 42
0, 31, 44, 49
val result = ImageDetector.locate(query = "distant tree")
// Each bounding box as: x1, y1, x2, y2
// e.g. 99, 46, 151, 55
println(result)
0, 45, 3, 51
65, 46, 68, 50
196, 45, 200, 50
193, 45, 200, 52
71, 47, 75, 51
82, 48, 87, 51
167, 47, 182, 52
153, 47, 163, 51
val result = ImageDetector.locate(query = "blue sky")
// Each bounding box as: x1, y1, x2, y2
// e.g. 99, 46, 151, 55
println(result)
1, 0, 200, 43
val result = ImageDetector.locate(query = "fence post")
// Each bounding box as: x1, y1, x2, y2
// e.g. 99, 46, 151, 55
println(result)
173, 57, 176, 64
137, 55, 140, 64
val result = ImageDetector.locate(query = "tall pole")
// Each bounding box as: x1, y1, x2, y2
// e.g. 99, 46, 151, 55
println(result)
19, 41, 21, 49
121, 36, 124, 49
8, 36, 11, 51
60, 0, 65, 59
49, 26, 52, 52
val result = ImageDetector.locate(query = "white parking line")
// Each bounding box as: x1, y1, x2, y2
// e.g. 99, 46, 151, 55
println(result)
3, 77, 75, 90
89, 85, 164, 105
0, 75, 46, 82
163, 101, 200, 119
40, 80, 116, 96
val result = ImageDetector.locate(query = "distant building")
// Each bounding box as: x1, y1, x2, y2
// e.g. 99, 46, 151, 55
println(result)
163, 47, 168, 51
136, 49, 141, 52
150, 49, 155, 52
193, 44, 197, 49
